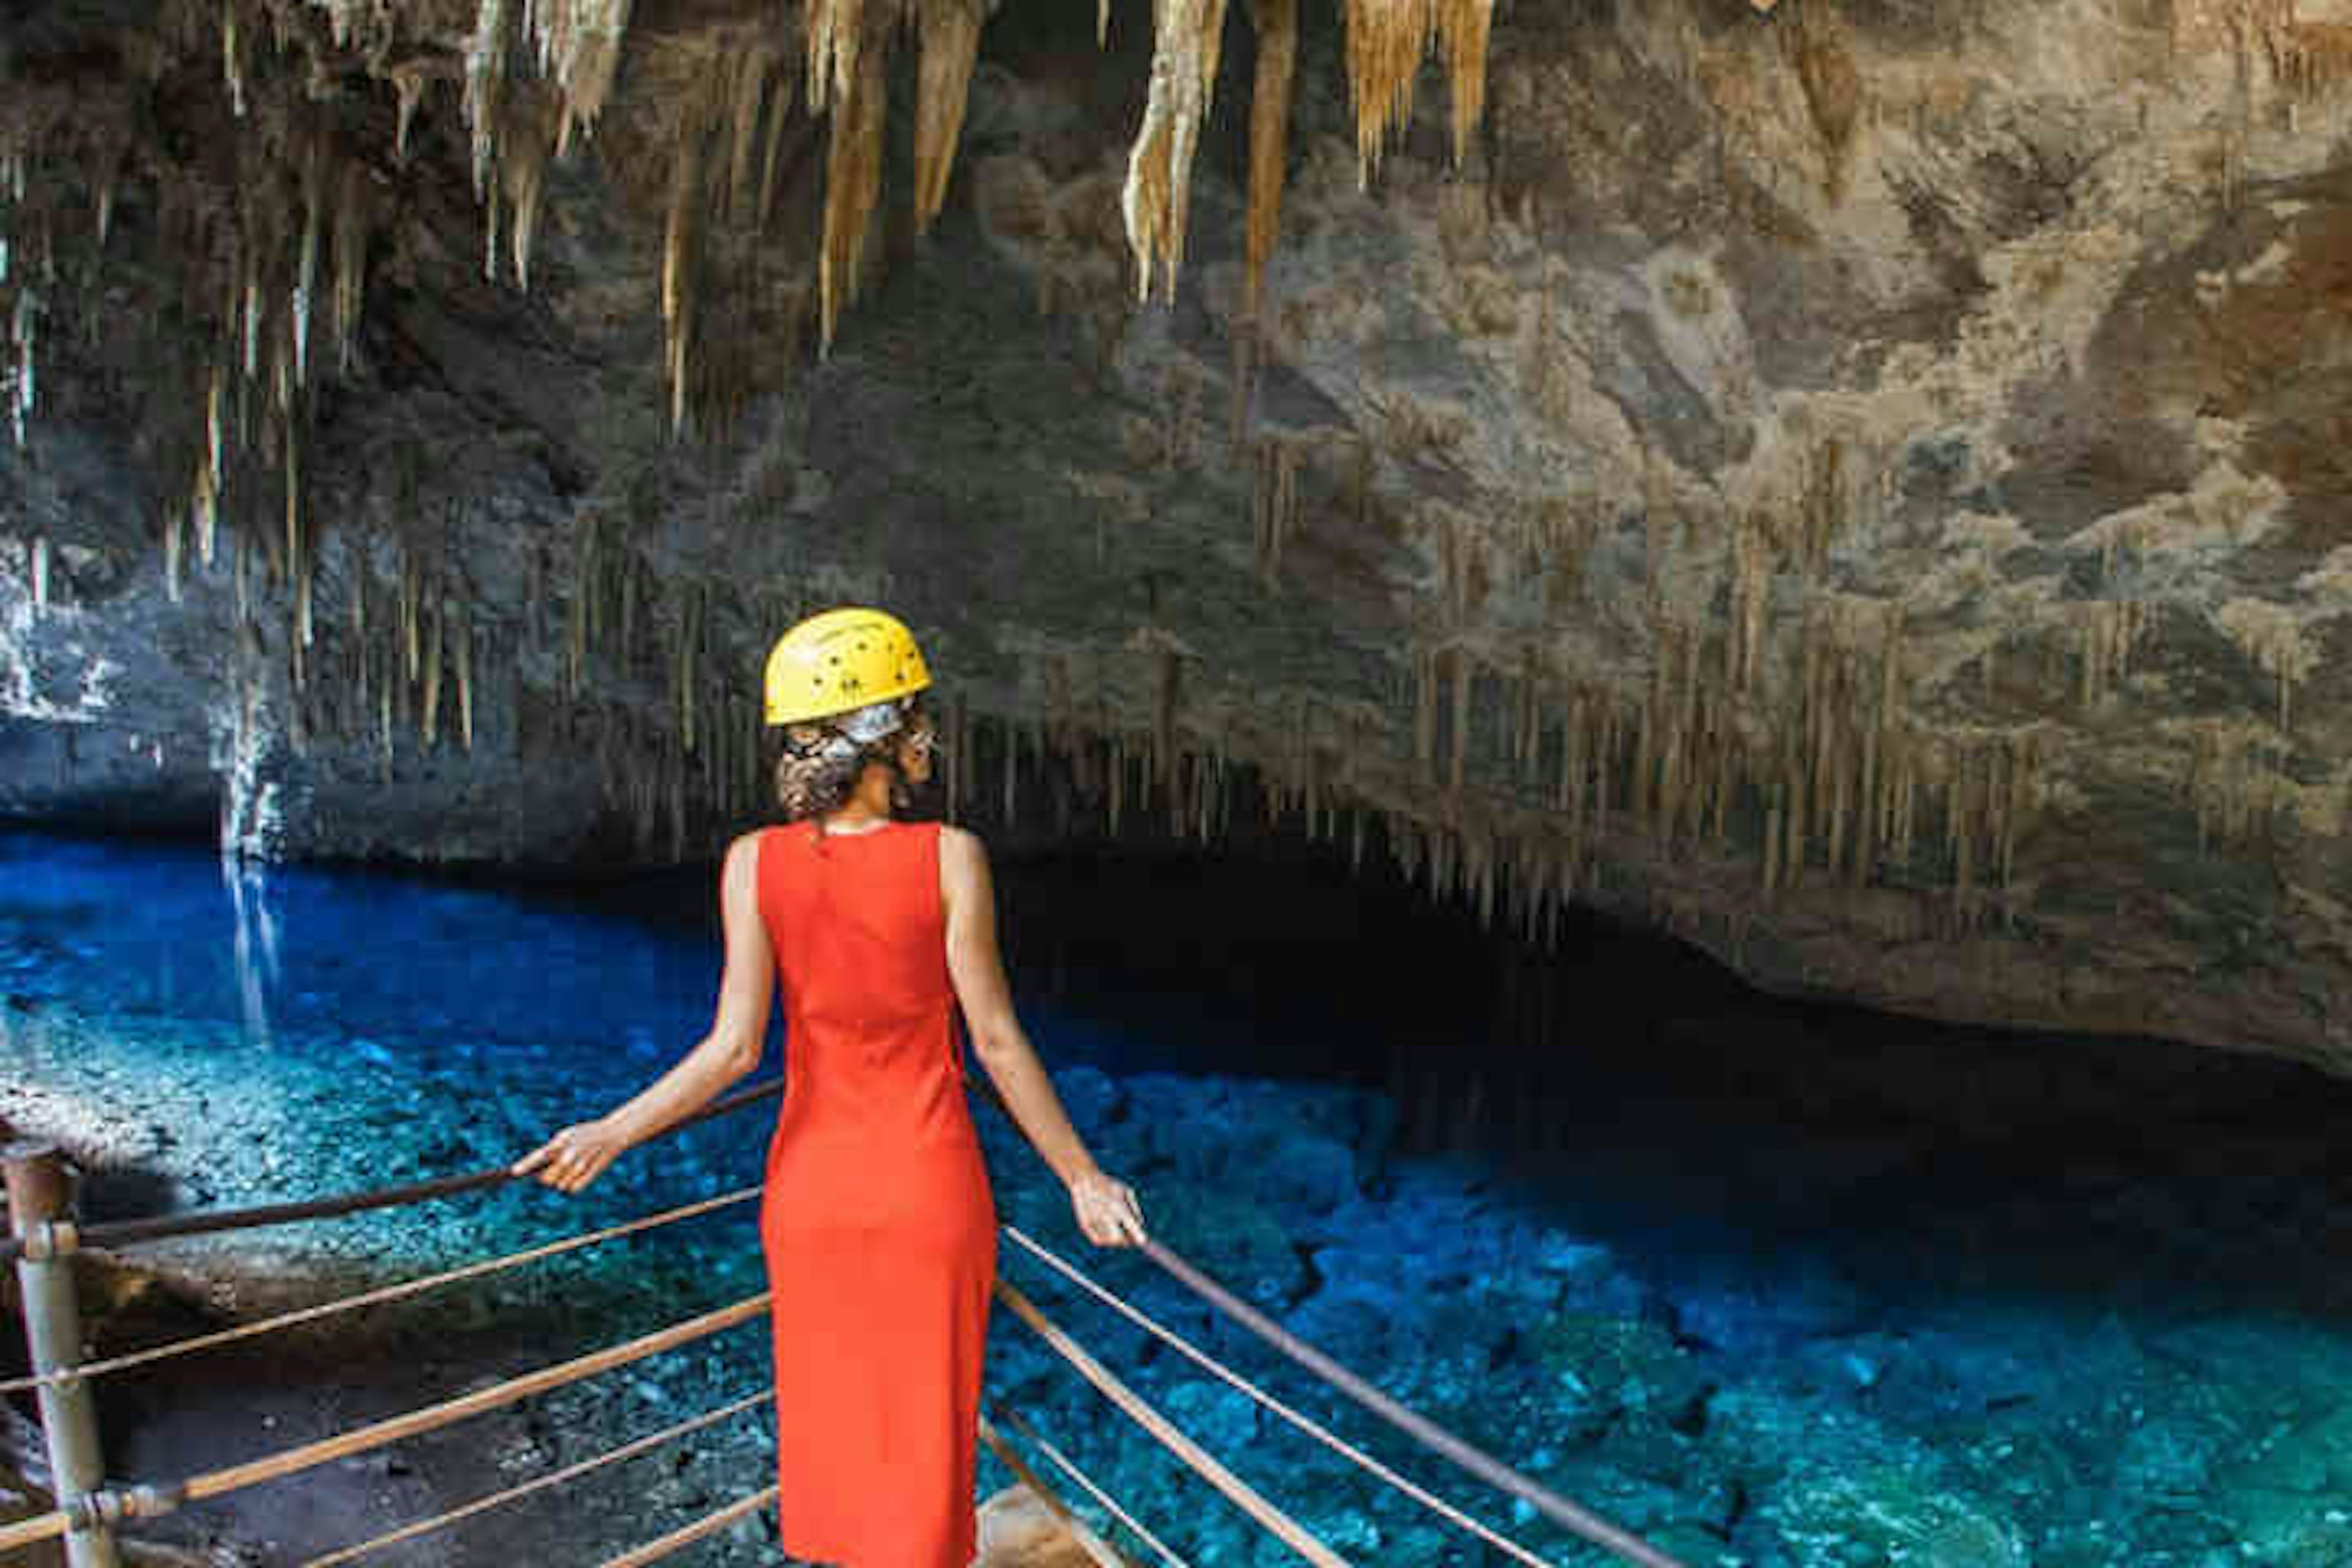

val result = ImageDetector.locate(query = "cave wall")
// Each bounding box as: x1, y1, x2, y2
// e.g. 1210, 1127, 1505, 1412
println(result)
4, 0, 2352, 1068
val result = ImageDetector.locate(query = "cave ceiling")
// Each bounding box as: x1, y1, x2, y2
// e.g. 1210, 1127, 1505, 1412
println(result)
5, 0, 2352, 1071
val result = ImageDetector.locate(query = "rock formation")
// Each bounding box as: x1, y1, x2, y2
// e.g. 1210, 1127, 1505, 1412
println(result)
4, 0, 2352, 1069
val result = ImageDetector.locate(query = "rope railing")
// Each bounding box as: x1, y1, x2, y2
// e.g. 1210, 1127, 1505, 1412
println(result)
299, 1390, 775, 1568
969, 1076, 1691, 1568
0, 1293, 770, 1556
0, 1077, 785, 1266
0, 1185, 763, 1396
993, 1276, 1352, 1568
992, 1401, 1193, 1568
598, 1483, 779, 1568
1003, 1224, 1561, 1568
6, 1064, 1691, 1568
976, 1412, 1131, 1568
1131, 1236, 1692, 1568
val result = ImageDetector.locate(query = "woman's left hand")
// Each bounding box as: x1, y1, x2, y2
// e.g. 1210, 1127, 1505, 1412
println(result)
1069, 1169, 1147, 1246
511, 1118, 630, 1195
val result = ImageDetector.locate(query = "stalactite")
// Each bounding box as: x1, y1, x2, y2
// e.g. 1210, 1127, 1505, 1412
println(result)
1003, 717, 1021, 827
1409, 646, 1437, 783
1344, 0, 1494, 183
566, 513, 595, 696
395, 548, 421, 689
8, 285, 37, 448
721, 44, 778, 223
2187, 719, 2285, 850
1798, 435, 1845, 573
393, 63, 429, 164
1893, 733, 1918, 869
164, 507, 185, 604
421, 595, 444, 748
1251, 437, 1301, 587
29, 533, 50, 612
466, 0, 511, 200
914, 0, 986, 234
502, 98, 555, 290
1730, 511, 1771, 693
293, 136, 325, 390
1243, 0, 1298, 317
1630, 671, 1654, 830
535, 0, 636, 142
677, 581, 704, 754
1436, 0, 1495, 169
1556, 690, 1584, 815
1596, 701, 1618, 846
1948, 742, 1978, 923
658, 117, 701, 432
1122, 0, 1225, 300
240, 262, 262, 382
1152, 646, 1182, 791
2078, 600, 2148, 709
820, 34, 889, 351
222, 7, 249, 119
352, 567, 371, 715
456, 606, 475, 752
1709, 699, 1735, 850
1105, 733, 1126, 835
1448, 649, 1474, 798
617, 552, 639, 673
285, 423, 309, 654
200, 358, 225, 537
2215, 598, 2313, 731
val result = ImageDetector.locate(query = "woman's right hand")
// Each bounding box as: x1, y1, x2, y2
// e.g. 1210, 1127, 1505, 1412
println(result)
511, 1118, 630, 1195
1069, 1169, 1147, 1247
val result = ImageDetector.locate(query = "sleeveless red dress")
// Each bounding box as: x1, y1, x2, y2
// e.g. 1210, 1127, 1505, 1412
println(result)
756, 820, 998, 1567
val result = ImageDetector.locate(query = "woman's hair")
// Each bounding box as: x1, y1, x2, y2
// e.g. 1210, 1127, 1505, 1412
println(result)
772, 696, 936, 823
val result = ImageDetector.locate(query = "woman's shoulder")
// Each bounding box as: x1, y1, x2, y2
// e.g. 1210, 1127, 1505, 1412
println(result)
723, 828, 769, 873
933, 824, 993, 888
726, 824, 799, 873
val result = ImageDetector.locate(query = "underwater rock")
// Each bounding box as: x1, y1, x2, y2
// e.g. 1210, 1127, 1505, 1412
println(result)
1141, 1188, 1306, 1307
1160, 1378, 1261, 1454
1525, 1313, 1714, 1428
2215, 1404, 2352, 1564
1755, 1461, 2029, 1568
1669, 1264, 1876, 1358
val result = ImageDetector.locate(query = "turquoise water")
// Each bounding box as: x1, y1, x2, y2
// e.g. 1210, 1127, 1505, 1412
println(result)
7, 829, 2352, 1566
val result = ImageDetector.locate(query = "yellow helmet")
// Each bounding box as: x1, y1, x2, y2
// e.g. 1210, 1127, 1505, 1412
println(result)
763, 607, 932, 726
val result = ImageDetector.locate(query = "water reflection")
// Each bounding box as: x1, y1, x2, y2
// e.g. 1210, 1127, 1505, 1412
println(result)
222, 854, 279, 1049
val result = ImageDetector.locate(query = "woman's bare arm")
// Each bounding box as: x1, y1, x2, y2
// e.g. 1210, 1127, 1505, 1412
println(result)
942, 826, 1145, 1245
513, 831, 775, 1193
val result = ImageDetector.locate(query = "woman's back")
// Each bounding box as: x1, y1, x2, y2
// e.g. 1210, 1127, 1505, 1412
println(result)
760, 820, 976, 1157
757, 818, 998, 1568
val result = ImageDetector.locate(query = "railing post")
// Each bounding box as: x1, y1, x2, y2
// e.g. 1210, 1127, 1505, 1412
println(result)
6, 1140, 120, 1568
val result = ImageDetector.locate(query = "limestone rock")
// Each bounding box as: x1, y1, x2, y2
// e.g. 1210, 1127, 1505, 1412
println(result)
976, 1484, 1121, 1568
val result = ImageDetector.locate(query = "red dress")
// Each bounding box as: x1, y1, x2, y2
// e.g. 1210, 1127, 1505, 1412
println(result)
756, 820, 998, 1567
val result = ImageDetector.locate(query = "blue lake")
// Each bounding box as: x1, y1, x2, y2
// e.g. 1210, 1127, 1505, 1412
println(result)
7, 829, 2352, 1566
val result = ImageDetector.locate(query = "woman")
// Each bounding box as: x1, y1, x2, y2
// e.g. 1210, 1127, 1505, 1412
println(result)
513, 606, 1147, 1567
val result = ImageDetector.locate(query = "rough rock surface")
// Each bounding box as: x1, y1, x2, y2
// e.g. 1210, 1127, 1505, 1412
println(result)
5, 0, 2352, 1068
